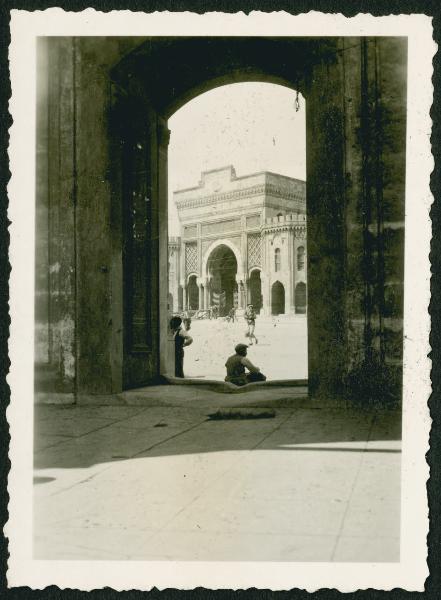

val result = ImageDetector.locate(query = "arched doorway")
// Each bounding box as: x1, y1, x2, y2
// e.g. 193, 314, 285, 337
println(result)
248, 270, 262, 313
271, 281, 285, 315
207, 244, 238, 317
102, 36, 408, 395
295, 282, 307, 314
187, 275, 199, 311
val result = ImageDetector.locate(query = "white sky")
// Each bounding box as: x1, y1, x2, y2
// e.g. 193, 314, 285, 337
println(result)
168, 82, 306, 235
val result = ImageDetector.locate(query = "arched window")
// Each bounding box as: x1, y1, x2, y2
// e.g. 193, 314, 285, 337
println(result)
297, 246, 305, 271
275, 248, 281, 272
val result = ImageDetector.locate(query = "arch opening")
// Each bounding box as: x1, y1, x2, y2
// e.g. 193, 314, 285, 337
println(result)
167, 80, 308, 382
271, 281, 285, 316
187, 275, 199, 311
207, 245, 238, 317
248, 270, 262, 313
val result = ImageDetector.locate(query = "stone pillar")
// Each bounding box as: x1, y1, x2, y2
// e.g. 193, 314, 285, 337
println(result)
204, 279, 211, 310
180, 241, 185, 291
43, 38, 77, 396
235, 276, 245, 310
241, 216, 247, 278
197, 223, 202, 277
260, 232, 268, 316
157, 117, 174, 378
288, 229, 296, 314
198, 284, 203, 310
182, 285, 188, 311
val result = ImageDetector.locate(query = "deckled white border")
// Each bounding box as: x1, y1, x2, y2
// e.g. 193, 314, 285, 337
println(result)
6, 9, 434, 592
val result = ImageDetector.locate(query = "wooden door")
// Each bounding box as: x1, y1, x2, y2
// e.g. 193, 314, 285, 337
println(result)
118, 98, 160, 388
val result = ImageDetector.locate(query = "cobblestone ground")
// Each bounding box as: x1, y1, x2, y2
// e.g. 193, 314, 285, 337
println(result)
184, 315, 308, 380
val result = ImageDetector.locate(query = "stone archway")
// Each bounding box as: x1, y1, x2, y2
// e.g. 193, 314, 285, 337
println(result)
36, 36, 407, 398
202, 238, 242, 283
271, 281, 285, 315
207, 245, 238, 317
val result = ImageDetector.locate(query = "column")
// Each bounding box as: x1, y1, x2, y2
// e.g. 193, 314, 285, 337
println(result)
198, 284, 203, 310
261, 234, 271, 316
240, 216, 247, 278
180, 241, 185, 288
204, 279, 210, 309
235, 276, 244, 310
197, 223, 202, 277
183, 285, 188, 311
291, 229, 297, 314
287, 228, 295, 314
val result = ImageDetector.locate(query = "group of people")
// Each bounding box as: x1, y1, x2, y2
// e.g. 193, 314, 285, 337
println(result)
169, 303, 266, 386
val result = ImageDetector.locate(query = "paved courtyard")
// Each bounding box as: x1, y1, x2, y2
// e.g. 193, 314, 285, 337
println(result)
34, 386, 401, 562
184, 315, 308, 380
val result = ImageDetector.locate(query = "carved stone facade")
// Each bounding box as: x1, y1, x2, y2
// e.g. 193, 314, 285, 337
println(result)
168, 166, 307, 316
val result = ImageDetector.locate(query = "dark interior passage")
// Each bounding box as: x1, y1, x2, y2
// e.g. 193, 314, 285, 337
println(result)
249, 270, 262, 313
207, 245, 237, 316
271, 281, 285, 315
187, 275, 199, 310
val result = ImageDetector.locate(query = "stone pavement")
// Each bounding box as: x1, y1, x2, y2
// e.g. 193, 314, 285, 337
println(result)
34, 385, 401, 562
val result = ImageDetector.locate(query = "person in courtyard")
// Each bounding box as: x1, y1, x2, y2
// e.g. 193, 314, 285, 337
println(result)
225, 343, 266, 386
170, 316, 193, 378
227, 306, 236, 323
244, 303, 258, 344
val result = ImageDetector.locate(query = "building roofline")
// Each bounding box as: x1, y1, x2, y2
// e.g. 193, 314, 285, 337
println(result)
201, 165, 236, 176
173, 168, 306, 195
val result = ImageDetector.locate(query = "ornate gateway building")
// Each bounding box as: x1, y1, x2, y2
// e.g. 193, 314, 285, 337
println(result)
169, 166, 307, 317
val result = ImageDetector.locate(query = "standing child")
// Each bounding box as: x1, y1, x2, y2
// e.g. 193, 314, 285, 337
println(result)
244, 303, 258, 345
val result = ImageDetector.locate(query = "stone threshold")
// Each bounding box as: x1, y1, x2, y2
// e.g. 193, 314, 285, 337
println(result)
163, 376, 309, 393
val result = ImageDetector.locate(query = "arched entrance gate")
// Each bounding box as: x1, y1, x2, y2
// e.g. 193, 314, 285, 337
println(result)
108, 37, 406, 395
40, 37, 406, 398
207, 245, 238, 317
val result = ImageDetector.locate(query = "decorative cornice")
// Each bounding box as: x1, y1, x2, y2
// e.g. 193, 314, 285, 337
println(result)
262, 224, 307, 236
175, 183, 306, 211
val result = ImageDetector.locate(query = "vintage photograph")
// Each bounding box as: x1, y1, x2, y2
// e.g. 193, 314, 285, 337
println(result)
7, 9, 433, 592
33, 32, 406, 560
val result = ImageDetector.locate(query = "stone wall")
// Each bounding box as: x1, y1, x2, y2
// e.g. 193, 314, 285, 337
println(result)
306, 37, 406, 399
35, 37, 143, 395
35, 38, 77, 394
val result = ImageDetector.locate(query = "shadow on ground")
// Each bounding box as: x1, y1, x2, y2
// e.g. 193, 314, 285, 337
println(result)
34, 389, 402, 471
